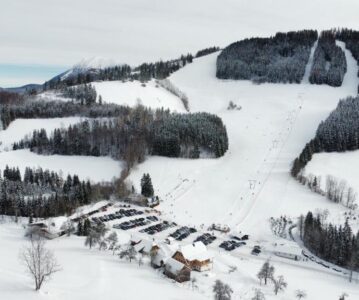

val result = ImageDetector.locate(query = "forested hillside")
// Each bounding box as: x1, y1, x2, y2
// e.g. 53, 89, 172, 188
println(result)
13, 106, 228, 167
0, 99, 131, 129
292, 96, 359, 177
216, 30, 318, 83
309, 30, 347, 87
300, 211, 359, 270
0, 166, 94, 218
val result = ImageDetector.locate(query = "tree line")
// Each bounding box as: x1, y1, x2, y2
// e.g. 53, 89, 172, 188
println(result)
0, 166, 94, 219
43, 52, 195, 90
13, 107, 228, 168
0, 99, 131, 129
216, 30, 318, 84
195, 46, 220, 58
300, 211, 359, 271
61, 84, 97, 105
309, 30, 347, 87
297, 174, 357, 210
291, 96, 359, 177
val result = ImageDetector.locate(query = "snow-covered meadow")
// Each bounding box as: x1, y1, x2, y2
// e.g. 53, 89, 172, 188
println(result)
0, 117, 85, 151
91, 80, 187, 112
0, 149, 122, 183
305, 151, 359, 194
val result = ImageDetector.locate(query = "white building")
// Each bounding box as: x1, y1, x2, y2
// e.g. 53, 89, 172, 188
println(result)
273, 244, 302, 261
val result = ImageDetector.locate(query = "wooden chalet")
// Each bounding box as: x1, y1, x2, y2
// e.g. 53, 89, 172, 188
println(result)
172, 241, 213, 272
164, 258, 191, 283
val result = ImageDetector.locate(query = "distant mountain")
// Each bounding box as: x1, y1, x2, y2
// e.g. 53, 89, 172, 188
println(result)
2, 83, 43, 94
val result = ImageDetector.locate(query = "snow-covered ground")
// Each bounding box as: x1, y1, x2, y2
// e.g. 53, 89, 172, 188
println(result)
128, 43, 359, 237
92, 80, 187, 112
0, 149, 122, 183
0, 220, 207, 300
2, 204, 359, 300
2, 34, 359, 300
0, 117, 86, 151
37, 80, 187, 112
305, 150, 359, 195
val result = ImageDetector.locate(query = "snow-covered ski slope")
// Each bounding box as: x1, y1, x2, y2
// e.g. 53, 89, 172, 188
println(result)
128, 42, 359, 238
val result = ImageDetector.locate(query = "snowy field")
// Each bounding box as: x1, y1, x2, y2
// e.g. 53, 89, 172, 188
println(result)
91, 80, 187, 112
305, 150, 359, 195
0, 220, 207, 300
0, 117, 122, 182
0, 117, 86, 151
0, 149, 122, 183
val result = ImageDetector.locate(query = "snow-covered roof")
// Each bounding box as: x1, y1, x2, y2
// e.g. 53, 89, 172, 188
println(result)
153, 242, 179, 266
179, 241, 212, 261
31, 216, 68, 234
273, 244, 302, 257
134, 239, 156, 253
165, 257, 186, 274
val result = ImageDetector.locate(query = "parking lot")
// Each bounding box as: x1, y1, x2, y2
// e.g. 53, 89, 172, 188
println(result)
87, 202, 255, 255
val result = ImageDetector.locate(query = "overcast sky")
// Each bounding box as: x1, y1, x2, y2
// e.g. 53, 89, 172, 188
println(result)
1, 0, 359, 87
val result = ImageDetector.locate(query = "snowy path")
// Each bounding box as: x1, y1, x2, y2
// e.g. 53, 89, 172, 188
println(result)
301, 40, 318, 84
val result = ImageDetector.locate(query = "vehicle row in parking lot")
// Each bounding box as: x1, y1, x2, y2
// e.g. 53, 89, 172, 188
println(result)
139, 220, 176, 235
194, 233, 216, 245
220, 239, 246, 251
113, 217, 152, 230
169, 226, 197, 241
91, 208, 144, 223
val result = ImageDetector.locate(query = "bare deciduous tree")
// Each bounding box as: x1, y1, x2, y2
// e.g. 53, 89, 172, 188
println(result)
19, 236, 61, 290
272, 275, 287, 295
346, 187, 357, 210
257, 261, 275, 285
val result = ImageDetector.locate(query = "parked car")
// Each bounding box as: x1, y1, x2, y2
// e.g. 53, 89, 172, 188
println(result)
241, 234, 249, 240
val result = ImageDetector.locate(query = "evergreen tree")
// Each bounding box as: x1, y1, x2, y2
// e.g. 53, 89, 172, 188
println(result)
141, 173, 154, 197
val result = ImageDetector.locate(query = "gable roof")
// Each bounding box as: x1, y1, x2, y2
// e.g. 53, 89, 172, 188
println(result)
179, 241, 212, 261
165, 257, 187, 274
134, 239, 156, 253
152, 242, 179, 266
